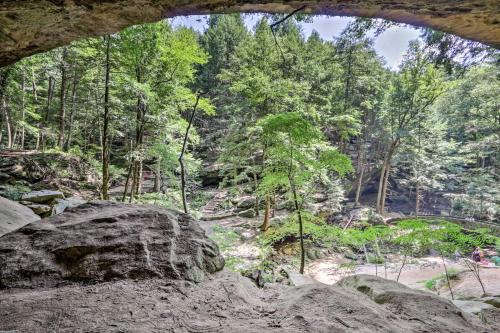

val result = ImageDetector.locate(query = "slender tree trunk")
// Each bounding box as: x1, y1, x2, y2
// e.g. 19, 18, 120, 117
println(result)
354, 133, 364, 207
57, 47, 68, 148
31, 67, 39, 149
376, 160, 387, 214
122, 162, 133, 202
462, 258, 487, 296
40, 75, 55, 151
260, 195, 270, 231
179, 93, 202, 214
1, 98, 12, 148
415, 181, 420, 216
380, 163, 391, 213
0, 67, 12, 148
20, 71, 26, 149
129, 162, 137, 203
253, 165, 260, 217
102, 35, 111, 200
12, 126, 17, 148
136, 160, 143, 196
377, 141, 398, 214
272, 191, 276, 218
343, 46, 353, 114
354, 163, 365, 207
292, 182, 306, 274
397, 253, 407, 282
64, 73, 78, 150
474, 262, 486, 296
441, 255, 454, 300
154, 157, 161, 193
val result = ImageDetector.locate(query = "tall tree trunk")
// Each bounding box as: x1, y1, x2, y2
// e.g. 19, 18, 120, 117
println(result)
376, 141, 398, 214
354, 162, 365, 207
376, 160, 388, 214
31, 67, 39, 149
260, 196, 270, 231
12, 125, 17, 148
102, 35, 111, 200
179, 93, 202, 214
415, 181, 420, 216
20, 71, 26, 149
57, 47, 68, 148
1, 98, 12, 148
64, 73, 78, 150
252, 164, 259, 217
380, 163, 391, 213
122, 163, 133, 202
40, 75, 55, 151
136, 160, 143, 196
0, 67, 12, 148
129, 162, 137, 203
291, 181, 305, 274
154, 156, 161, 193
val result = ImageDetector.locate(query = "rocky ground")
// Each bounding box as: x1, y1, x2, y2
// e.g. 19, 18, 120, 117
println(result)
195, 187, 500, 318
1, 153, 500, 332
1, 202, 499, 332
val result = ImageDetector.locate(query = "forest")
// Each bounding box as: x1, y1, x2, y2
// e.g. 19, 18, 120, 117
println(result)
1, 10, 500, 332
1, 15, 498, 220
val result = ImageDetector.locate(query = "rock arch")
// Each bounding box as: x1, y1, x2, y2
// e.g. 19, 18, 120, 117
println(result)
0, 0, 499, 66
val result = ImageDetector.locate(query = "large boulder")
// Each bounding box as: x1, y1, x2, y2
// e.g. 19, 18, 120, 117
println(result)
238, 208, 256, 218
236, 196, 256, 210
0, 196, 40, 237
0, 201, 224, 289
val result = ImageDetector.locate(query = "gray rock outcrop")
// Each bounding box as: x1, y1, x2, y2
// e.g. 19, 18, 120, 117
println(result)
0, 201, 224, 289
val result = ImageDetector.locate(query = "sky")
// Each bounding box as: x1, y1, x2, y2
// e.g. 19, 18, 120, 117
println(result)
170, 14, 421, 70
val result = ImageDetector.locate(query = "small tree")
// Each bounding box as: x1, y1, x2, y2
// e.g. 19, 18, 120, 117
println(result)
259, 112, 352, 273
364, 225, 394, 277
393, 219, 432, 282
431, 222, 464, 300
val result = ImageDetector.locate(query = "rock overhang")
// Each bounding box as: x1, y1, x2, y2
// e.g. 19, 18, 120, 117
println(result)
0, 0, 499, 67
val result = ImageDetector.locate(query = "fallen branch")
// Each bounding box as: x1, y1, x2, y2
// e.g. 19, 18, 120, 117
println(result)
269, 5, 307, 64
269, 6, 307, 30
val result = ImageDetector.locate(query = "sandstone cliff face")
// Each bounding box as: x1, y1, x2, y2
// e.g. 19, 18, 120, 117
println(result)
1, 1, 499, 67
0, 201, 224, 288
